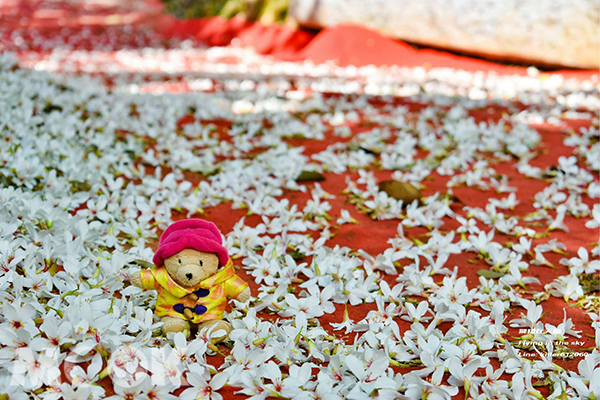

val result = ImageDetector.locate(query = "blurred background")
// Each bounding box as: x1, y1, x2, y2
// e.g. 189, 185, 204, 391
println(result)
160, 0, 599, 69
0, 0, 597, 70
162, 0, 288, 23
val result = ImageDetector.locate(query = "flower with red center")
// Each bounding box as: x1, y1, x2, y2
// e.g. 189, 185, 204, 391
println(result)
181, 364, 228, 400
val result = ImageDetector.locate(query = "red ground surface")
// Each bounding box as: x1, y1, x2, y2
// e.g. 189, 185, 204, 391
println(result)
1, 1, 598, 399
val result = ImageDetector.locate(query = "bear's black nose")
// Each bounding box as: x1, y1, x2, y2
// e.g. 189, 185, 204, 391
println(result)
186, 273, 193, 280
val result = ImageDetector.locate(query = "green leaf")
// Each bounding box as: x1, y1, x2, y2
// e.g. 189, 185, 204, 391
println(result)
204, 167, 221, 177
296, 171, 325, 182
431, 191, 463, 204
42, 102, 63, 113
378, 180, 422, 204
0, 173, 15, 188
69, 181, 91, 193
580, 273, 600, 294
288, 248, 306, 261
132, 259, 155, 269
476, 269, 506, 279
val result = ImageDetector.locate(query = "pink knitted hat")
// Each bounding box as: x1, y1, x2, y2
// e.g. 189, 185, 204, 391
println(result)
152, 219, 229, 267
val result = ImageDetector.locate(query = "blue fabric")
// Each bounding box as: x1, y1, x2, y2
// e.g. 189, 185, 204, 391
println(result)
194, 304, 207, 315
173, 303, 185, 314
194, 288, 210, 298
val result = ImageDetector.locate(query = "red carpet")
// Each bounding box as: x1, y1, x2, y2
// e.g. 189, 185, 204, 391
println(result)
0, 1, 597, 399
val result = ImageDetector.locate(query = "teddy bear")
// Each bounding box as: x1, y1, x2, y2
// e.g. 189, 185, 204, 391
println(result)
130, 219, 250, 340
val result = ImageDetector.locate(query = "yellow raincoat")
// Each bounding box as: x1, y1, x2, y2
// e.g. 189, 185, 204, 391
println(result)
139, 260, 248, 323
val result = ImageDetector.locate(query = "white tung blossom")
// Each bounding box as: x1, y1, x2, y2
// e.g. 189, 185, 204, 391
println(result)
0, 20, 597, 400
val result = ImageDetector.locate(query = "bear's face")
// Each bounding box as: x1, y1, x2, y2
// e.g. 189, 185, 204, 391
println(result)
164, 248, 219, 288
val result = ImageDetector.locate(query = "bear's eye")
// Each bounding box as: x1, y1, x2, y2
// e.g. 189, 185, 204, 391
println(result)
199, 260, 203, 266
178, 259, 181, 264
